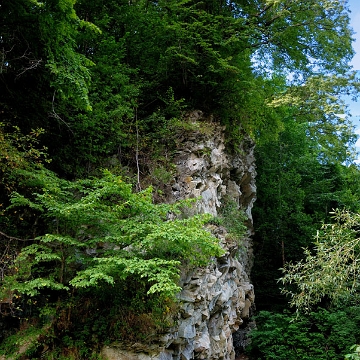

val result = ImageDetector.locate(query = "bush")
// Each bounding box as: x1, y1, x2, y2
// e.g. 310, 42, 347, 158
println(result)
247, 307, 360, 360
0, 168, 224, 357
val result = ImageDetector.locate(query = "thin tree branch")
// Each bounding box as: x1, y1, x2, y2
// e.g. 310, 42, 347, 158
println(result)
135, 107, 141, 192
0, 230, 35, 242
49, 91, 74, 135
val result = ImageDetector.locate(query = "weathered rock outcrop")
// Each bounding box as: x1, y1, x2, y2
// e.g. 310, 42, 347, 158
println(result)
102, 112, 256, 360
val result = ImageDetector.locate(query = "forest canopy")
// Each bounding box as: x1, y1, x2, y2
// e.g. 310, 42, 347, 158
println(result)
1, 0, 358, 171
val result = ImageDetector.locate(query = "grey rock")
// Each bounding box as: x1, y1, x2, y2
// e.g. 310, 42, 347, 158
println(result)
178, 319, 196, 339
102, 111, 256, 360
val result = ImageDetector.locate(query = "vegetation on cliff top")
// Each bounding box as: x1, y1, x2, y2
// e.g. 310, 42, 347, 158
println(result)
1, 0, 360, 358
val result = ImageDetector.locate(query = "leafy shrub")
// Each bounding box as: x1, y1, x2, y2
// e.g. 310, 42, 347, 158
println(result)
2, 168, 223, 298
217, 196, 247, 244
346, 345, 360, 360
0, 168, 224, 356
247, 307, 360, 360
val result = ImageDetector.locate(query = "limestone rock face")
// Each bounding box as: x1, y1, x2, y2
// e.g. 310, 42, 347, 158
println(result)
102, 112, 256, 360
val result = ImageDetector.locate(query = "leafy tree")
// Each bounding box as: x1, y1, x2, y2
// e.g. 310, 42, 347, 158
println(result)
267, 73, 360, 163
346, 345, 360, 360
0, 0, 95, 111
1, 169, 223, 300
0, 0, 99, 179
249, 0, 353, 74
253, 121, 310, 308
2, 0, 356, 178
280, 209, 360, 311
0, 167, 224, 355
63, 0, 358, 176
252, 106, 360, 310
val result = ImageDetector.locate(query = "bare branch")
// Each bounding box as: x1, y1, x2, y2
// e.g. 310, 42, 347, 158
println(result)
135, 107, 141, 192
49, 91, 74, 135
16, 58, 42, 78
0, 230, 35, 242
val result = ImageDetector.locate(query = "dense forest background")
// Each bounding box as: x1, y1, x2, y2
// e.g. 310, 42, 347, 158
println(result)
2, 0, 360, 359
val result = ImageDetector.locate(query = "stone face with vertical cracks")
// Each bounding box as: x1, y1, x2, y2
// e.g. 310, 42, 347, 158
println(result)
101, 111, 256, 360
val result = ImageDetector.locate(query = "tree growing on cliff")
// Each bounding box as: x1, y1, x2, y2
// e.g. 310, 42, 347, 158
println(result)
24, 0, 357, 175
0, 167, 224, 357
1, 168, 223, 299
1, 0, 357, 181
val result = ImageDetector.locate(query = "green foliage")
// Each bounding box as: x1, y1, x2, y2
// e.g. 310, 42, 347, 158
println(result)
1, 168, 223, 302
0, 167, 224, 356
2, 0, 357, 178
0, 0, 99, 180
1, 0, 360, 357
280, 209, 360, 312
60, 0, 358, 175
266, 73, 359, 163
0, 267, 178, 358
252, 111, 360, 310
0, 324, 46, 359
346, 345, 360, 360
248, 307, 360, 360
0, 0, 97, 115
216, 197, 247, 244
63, 280, 177, 347
251, 0, 353, 75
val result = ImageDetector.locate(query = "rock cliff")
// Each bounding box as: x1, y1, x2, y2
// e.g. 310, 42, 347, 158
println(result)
102, 112, 256, 360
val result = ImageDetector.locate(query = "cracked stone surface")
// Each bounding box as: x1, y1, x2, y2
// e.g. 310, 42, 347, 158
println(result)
102, 112, 256, 360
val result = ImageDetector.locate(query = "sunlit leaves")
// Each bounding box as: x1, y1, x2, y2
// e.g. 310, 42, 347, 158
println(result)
280, 209, 360, 312
70, 257, 182, 296
266, 72, 360, 162
3, 169, 223, 300
251, 0, 353, 75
